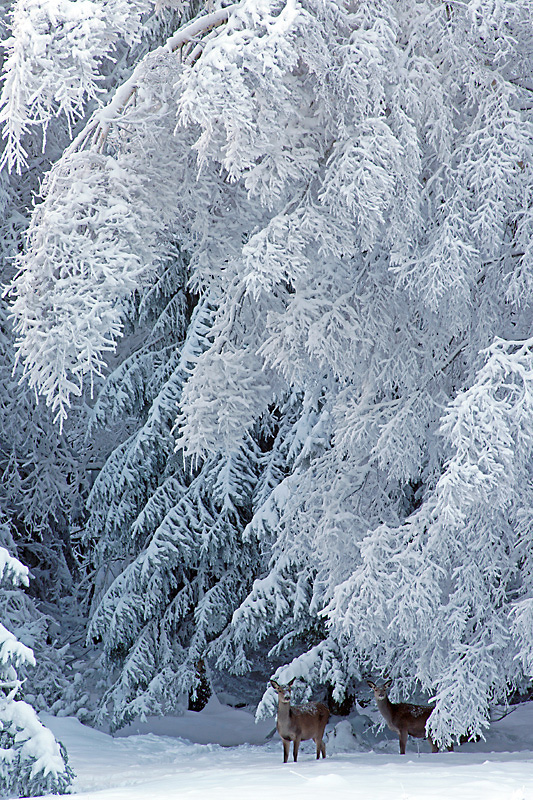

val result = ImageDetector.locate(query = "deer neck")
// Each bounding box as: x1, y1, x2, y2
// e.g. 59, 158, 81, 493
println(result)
276, 698, 292, 731
376, 695, 396, 727
277, 698, 291, 717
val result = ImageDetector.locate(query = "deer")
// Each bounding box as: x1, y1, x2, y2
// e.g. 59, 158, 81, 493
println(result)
367, 679, 445, 754
270, 678, 330, 763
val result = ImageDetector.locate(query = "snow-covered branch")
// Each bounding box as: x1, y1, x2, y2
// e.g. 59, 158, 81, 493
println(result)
72, 4, 239, 153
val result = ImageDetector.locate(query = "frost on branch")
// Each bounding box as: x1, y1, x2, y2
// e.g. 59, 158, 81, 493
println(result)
176, 346, 282, 458
0, 0, 154, 173
11, 150, 161, 429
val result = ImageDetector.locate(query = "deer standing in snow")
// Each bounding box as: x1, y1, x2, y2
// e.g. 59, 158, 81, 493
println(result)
270, 678, 330, 763
367, 679, 442, 754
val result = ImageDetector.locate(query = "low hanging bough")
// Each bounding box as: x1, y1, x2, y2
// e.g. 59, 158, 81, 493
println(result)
8, 2, 251, 428
76, 4, 240, 153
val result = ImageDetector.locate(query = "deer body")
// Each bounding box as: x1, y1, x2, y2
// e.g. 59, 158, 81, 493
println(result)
270, 679, 330, 763
368, 680, 439, 754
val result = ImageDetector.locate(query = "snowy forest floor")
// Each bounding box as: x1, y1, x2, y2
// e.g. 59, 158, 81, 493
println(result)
30, 695, 533, 800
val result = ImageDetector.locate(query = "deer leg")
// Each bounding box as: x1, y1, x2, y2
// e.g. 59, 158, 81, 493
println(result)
320, 739, 326, 759
293, 738, 300, 762
314, 738, 321, 759
428, 737, 439, 753
282, 739, 290, 763
399, 729, 408, 754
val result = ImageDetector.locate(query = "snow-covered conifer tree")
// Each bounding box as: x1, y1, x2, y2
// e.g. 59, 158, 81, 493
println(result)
82, 253, 267, 728
9, 0, 533, 741
0, 0, 209, 722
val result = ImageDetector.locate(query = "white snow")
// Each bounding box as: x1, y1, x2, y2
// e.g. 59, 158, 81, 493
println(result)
31, 696, 533, 800
0, 548, 29, 587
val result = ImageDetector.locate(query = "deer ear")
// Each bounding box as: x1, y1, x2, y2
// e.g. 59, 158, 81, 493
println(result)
270, 679, 280, 690
367, 681, 376, 689
384, 679, 393, 689
287, 677, 296, 687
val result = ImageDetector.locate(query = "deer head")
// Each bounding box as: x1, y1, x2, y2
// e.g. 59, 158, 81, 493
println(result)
367, 679, 393, 701
270, 678, 296, 704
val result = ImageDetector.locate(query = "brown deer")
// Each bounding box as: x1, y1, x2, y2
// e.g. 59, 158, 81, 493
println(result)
367, 679, 443, 754
270, 678, 330, 763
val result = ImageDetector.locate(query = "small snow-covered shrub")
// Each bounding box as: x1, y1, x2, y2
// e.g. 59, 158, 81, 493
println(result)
0, 544, 74, 797
326, 720, 363, 754
0, 699, 74, 797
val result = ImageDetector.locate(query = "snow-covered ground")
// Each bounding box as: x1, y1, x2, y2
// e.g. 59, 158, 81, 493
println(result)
33, 696, 533, 800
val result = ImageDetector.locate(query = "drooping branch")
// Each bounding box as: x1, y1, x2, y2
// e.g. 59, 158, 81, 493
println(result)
70, 4, 239, 154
